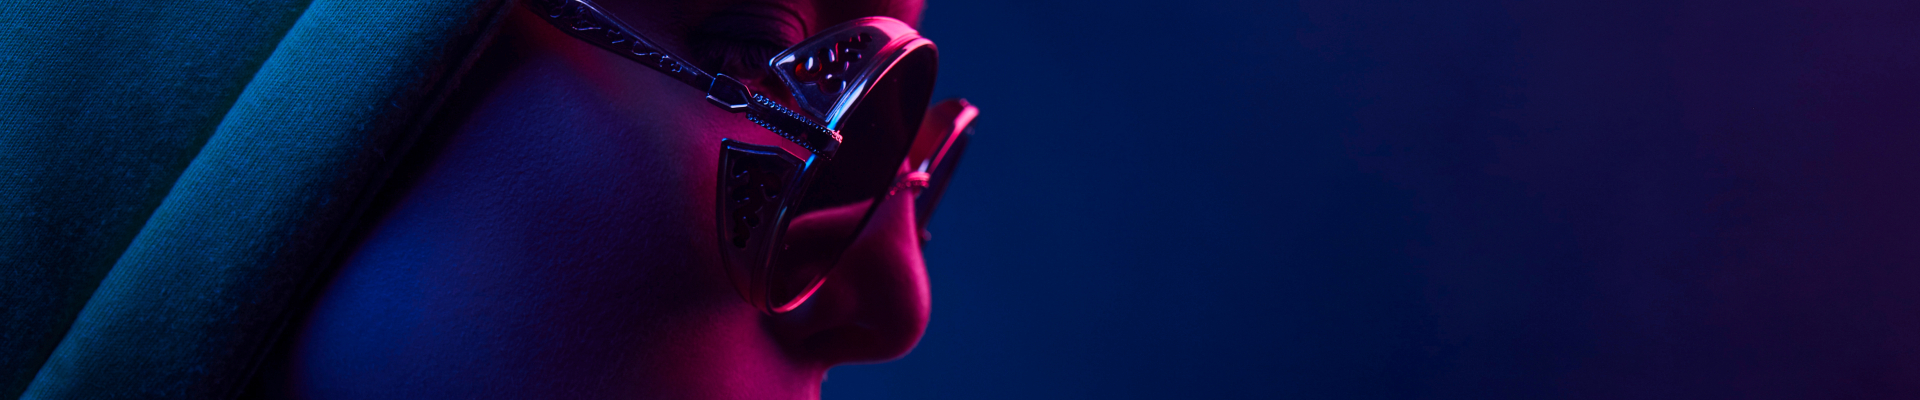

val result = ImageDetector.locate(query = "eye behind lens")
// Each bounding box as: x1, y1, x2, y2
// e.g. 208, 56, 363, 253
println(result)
689, 5, 805, 82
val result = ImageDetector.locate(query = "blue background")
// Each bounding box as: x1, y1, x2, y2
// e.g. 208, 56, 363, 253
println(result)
827, 0, 1920, 398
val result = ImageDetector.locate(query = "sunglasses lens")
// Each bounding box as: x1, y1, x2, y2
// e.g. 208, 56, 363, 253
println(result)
762, 46, 938, 312
912, 99, 979, 230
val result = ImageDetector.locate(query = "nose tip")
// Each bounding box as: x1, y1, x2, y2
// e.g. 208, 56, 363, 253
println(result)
768, 183, 931, 364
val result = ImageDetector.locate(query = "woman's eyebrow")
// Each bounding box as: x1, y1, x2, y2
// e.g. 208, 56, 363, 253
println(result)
700, 0, 810, 43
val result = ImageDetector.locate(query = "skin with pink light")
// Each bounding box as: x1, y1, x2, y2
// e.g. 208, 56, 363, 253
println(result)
245, 0, 936, 398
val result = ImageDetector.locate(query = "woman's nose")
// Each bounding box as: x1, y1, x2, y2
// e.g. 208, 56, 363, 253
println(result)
766, 180, 932, 364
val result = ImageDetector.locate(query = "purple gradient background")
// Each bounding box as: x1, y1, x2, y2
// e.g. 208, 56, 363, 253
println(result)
822, 0, 1920, 398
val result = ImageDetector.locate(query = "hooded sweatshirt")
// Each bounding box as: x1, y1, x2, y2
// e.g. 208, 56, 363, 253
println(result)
0, 0, 515, 398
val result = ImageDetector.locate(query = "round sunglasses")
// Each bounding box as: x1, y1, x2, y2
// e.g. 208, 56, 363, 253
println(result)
527, 0, 977, 314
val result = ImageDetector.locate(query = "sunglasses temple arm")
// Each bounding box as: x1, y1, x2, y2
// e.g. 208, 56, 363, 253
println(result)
526, 0, 842, 157
527, 0, 715, 91
741, 95, 842, 157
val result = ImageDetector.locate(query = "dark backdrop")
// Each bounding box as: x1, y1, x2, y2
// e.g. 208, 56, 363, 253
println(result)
826, 0, 1920, 398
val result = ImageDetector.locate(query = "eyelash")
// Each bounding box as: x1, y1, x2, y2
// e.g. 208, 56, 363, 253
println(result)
691, 33, 791, 83
722, 41, 788, 78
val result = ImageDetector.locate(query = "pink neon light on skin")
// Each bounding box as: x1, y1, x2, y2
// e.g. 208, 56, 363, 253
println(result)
246, 0, 933, 398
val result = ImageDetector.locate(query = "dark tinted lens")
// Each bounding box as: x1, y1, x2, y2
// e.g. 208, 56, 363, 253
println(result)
915, 121, 971, 229
764, 46, 938, 311
908, 99, 979, 230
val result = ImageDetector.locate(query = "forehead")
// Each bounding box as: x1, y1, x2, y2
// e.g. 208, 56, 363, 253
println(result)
813, 0, 925, 28
724, 0, 918, 31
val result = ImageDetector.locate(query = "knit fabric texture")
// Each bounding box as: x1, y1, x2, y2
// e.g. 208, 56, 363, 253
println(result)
1, 0, 512, 398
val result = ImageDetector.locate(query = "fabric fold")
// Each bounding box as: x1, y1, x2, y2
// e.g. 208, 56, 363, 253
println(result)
0, 2, 310, 398
20, 0, 514, 398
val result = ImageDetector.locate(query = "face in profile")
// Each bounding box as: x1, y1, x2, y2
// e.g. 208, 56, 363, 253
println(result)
247, 0, 945, 398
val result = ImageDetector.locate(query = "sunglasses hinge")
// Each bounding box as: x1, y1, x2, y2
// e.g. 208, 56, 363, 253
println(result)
705, 75, 753, 111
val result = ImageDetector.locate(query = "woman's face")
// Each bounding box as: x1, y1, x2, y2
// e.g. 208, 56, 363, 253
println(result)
252, 0, 934, 398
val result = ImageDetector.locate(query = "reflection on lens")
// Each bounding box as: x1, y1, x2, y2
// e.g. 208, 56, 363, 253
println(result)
763, 45, 938, 312
767, 199, 872, 308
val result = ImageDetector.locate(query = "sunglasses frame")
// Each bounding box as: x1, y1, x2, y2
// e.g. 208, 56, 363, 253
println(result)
526, 0, 968, 314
